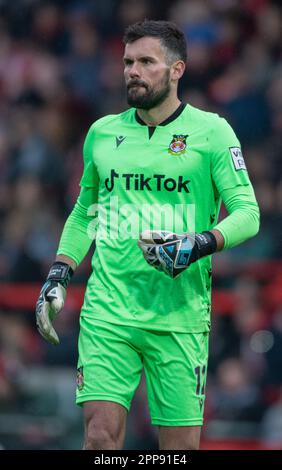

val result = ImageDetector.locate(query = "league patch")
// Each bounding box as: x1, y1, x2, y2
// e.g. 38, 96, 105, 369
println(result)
168, 135, 188, 155
229, 147, 246, 171
76, 366, 84, 391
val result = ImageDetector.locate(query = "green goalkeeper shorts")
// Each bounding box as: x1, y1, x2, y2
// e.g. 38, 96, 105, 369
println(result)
76, 317, 209, 426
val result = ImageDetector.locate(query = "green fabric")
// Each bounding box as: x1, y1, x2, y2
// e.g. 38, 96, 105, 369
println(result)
58, 103, 259, 332
57, 187, 97, 265
76, 318, 208, 425
214, 186, 260, 249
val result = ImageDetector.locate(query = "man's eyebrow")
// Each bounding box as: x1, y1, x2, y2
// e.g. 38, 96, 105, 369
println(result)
123, 55, 156, 62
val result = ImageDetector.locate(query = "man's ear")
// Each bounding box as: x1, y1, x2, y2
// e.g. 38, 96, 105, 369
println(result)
171, 60, 186, 81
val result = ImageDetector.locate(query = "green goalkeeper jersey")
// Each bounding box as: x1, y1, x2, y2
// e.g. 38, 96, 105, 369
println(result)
73, 103, 257, 332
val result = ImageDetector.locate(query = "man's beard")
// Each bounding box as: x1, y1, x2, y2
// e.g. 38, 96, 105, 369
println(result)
126, 70, 171, 110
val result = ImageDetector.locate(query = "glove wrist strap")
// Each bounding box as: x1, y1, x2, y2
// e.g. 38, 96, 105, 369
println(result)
195, 231, 217, 259
47, 262, 74, 289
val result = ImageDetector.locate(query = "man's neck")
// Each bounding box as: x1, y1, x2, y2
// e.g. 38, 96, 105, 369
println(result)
136, 96, 181, 126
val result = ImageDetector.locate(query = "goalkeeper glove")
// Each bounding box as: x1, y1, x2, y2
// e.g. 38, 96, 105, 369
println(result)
138, 230, 217, 278
35, 262, 73, 345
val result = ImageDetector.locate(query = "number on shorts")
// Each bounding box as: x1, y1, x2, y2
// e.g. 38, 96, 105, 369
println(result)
194, 365, 206, 396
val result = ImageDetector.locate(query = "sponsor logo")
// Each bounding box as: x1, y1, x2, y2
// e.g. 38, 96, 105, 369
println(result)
105, 169, 190, 193
116, 136, 126, 148
229, 147, 246, 171
168, 134, 188, 155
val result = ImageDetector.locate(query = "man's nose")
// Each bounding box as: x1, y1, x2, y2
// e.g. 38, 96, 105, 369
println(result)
129, 62, 141, 78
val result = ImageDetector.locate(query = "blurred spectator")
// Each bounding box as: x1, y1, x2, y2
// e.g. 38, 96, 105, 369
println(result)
65, 16, 102, 110
263, 309, 282, 387
209, 358, 264, 422
261, 387, 282, 449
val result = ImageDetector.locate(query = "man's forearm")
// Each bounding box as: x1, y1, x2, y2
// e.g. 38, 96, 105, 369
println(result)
214, 186, 260, 249
210, 229, 225, 251
56, 254, 77, 271
57, 187, 97, 267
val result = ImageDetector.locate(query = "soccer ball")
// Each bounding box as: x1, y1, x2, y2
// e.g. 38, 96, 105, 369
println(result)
139, 230, 178, 245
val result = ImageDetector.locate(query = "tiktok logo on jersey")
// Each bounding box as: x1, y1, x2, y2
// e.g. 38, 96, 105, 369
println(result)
105, 169, 119, 191
105, 169, 190, 193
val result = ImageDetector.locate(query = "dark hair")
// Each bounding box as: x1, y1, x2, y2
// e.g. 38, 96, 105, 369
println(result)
123, 20, 187, 64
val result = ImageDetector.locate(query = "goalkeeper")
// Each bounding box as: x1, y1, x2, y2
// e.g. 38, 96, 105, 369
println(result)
35, 20, 260, 450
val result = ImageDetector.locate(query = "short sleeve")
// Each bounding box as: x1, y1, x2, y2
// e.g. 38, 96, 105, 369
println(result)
79, 124, 99, 188
211, 117, 251, 193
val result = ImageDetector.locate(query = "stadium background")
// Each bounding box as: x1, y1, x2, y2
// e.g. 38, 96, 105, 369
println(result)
0, 0, 281, 450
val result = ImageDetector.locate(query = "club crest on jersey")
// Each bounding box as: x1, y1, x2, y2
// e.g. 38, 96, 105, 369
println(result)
168, 134, 188, 155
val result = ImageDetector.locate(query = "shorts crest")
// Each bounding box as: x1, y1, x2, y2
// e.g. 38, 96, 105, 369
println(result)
76, 366, 84, 391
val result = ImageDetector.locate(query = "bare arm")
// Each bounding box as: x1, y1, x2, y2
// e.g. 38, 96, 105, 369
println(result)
55, 254, 77, 272
210, 229, 225, 252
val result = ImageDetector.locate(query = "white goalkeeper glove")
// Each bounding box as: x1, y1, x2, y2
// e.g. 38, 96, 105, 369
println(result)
138, 230, 217, 278
35, 262, 73, 345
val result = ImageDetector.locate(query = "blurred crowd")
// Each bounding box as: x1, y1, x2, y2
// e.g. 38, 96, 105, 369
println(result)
0, 0, 281, 449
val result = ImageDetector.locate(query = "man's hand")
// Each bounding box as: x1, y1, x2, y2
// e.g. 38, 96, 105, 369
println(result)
36, 281, 66, 345
138, 230, 217, 278
35, 262, 73, 345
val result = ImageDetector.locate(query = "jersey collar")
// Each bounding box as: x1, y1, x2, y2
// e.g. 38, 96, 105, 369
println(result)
135, 102, 186, 127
